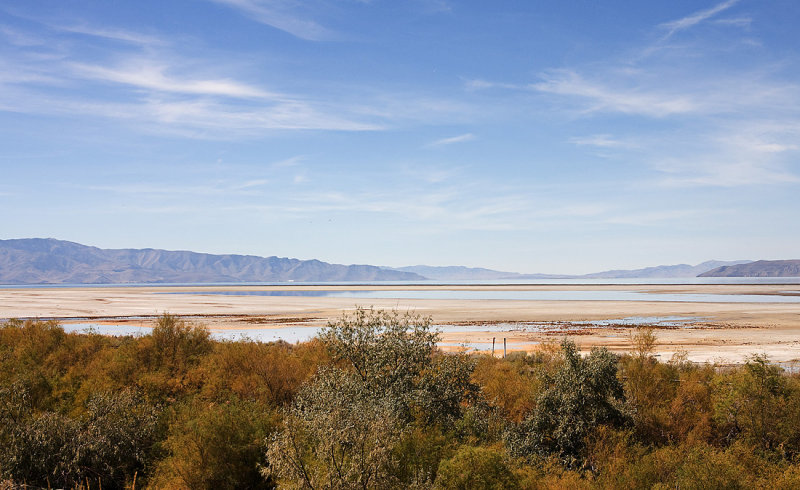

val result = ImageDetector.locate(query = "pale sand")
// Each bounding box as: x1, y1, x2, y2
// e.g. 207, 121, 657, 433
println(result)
2, 284, 799, 364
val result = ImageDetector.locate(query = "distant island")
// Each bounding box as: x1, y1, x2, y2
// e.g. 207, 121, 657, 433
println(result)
699, 260, 800, 277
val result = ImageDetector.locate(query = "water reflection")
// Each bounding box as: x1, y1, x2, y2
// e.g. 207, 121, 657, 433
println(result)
58, 315, 701, 349
160, 289, 800, 303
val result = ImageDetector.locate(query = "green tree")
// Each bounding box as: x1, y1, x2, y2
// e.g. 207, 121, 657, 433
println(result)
435, 445, 520, 490
715, 354, 793, 451
153, 398, 278, 489
508, 339, 628, 467
0, 388, 160, 489
319, 308, 477, 425
265, 367, 404, 489
266, 308, 479, 488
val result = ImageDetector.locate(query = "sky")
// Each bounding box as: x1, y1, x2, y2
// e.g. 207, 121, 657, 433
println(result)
1, 0, 798, 274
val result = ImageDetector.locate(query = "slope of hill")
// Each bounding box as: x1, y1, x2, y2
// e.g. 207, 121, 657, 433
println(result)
0, 238, 425, 284
699, 260, 800, 277
581, 260, 751, 279
387, 265, 566, 281
390, 260, 750, 281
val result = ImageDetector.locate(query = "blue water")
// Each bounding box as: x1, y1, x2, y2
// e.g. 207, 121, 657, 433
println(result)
57, 315, 701, 347
3, 277, 800, 288
157, 289, 800, 303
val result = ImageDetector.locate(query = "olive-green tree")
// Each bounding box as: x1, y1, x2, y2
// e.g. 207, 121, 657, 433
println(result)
508, 339, 628, 467
0, 388, 160, 488
266, 308, 479, 488
266, 367, 404, 489
714, 354, 794, 451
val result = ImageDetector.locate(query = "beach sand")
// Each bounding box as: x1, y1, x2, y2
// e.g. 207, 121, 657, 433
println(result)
2, 284, 799, 364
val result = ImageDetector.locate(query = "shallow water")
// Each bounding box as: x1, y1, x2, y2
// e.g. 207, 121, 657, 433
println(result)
57, 315, 701, 349
60, 323, 324, 343
159, 289, 800, 303
4, 277, 800, 288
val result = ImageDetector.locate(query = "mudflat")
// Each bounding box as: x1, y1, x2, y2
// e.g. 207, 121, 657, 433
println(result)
2, 284, 799, 364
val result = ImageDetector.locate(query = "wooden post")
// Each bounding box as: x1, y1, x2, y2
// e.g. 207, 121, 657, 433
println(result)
492, 337, 496, 357
503, 338, 507, 358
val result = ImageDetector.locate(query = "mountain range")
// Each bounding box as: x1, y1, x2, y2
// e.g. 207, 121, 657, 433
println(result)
0, 238, 424, 284
2, 238, 791, 284
699, 260, 800, 277
387, 260, 750, 281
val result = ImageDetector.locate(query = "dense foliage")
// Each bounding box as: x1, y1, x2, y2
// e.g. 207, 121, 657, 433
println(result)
2, 312, 800, 488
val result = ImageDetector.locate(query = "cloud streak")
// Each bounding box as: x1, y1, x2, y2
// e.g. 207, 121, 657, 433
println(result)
659, 0, 739, 40
70, 61, 275, 98
532, 70, 698, 117
570, 134, 636, 149
52, 23, 166, 47
210, 0, 334, 41
426, 133, 474, 147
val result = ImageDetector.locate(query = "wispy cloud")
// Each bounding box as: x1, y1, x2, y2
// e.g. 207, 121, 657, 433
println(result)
426, 133, 474, 147
658, 0, 739, 40
655, 120, 800, 187
210, 0, 334, 41
271, 155, 304, 168
0, 25, 46, 46
532, 70, 699, 117
714, 17, 752, 28
70, 60, 274, 98
463, 78, 524, 91
515, 2, 800, 188
0, 32, 388, 135
0, 84, 382, 135
602, 209, 703, 226
85, 177, 274, 197
52, 23, 166, 46
570, 134, 636, 149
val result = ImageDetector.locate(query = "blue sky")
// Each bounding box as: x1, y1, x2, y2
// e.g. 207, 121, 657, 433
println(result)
1, 0, 798, 274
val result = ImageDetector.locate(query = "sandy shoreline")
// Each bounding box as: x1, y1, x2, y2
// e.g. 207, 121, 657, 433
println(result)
2, 284, 799, 364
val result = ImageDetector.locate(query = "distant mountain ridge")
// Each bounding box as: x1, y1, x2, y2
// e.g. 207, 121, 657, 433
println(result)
386, 265, 566, 281
0, 238, 765, 285
386, 260, 751, 281
579, 260, 752, 279
0, 238, 424, 284
699, 260, 800, 277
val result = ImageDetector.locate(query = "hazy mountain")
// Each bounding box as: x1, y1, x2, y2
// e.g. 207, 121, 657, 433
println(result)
699, 260, 800, 277
580, 260, 752, 279
387, 265, 566, 281
0, 238, 425, 284
389, 260, 750, 281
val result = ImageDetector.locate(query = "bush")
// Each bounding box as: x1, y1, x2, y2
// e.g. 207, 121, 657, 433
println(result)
153, 398, 278, 489
266, 367, 405, 489
0, 388, 160, 489
435, 445, 520, 489
508, 339, 628, 467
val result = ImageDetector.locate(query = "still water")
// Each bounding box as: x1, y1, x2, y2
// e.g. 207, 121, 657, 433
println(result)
58, 315, 702, 350
159, 289, 800, 303
3, 277, 800, 288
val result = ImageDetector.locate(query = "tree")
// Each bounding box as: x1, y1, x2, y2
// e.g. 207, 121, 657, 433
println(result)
266, 308, 479, 488
153, 399, 278, 489
435, 445, 520, 490
0, 388, 160, 489
265, 367, 404, 489
714, 354, 793, 451
508, 339, 628, 467
318, 308, 477, 425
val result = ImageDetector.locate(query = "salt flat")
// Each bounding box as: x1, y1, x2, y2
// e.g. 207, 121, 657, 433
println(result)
2, 284, 799, 364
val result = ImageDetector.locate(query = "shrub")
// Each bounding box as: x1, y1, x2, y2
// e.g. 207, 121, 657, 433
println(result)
435, 445, 520, 489
508, 339, 628, 467
153, 398, 278, 489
